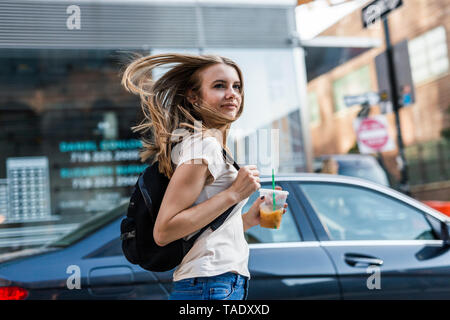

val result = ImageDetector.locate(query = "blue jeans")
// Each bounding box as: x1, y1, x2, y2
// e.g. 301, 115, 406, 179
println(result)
169, 272, 249, 300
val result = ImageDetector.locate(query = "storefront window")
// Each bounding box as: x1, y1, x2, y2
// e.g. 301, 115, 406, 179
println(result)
0, 49, 145, 252
0, 1, 307, 254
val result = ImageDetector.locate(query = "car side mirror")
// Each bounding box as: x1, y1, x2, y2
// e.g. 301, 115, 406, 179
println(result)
441, 220, 450, 247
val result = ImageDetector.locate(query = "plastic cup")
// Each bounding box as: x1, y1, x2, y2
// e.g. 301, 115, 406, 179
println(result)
258, 188, 289, 229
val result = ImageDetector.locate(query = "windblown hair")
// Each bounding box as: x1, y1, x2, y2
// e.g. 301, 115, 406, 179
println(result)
121, 53, 245, 179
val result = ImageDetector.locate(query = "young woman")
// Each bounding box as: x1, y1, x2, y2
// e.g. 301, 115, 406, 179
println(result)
121, 53, 287, 300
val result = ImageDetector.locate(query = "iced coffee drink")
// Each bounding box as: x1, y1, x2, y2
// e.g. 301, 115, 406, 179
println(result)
259, 188, 289, 229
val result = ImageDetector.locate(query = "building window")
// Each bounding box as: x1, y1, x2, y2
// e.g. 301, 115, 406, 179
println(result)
332, 65, 371, 113
408, 26, 449, 85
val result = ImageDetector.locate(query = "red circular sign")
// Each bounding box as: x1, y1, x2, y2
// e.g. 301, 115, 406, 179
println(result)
357, 118, 389, 150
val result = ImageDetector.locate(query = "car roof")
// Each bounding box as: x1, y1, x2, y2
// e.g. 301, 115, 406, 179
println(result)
260, 172, 387, 187
260, 172, 376, 182
315, 154, 377, 161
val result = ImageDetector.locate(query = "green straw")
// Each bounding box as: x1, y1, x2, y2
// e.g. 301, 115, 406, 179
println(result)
272, 168, 276, 211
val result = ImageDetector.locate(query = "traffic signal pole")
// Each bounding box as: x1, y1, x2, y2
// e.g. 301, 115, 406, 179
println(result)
382, 16, 410, 195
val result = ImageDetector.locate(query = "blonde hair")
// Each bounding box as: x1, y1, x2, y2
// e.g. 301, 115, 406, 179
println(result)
120, 53, 245, 179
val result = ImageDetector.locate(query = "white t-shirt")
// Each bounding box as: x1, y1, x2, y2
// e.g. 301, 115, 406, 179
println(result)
171, 133, 250, 282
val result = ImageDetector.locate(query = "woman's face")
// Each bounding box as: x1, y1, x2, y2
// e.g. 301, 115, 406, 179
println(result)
195, 63, 242, 120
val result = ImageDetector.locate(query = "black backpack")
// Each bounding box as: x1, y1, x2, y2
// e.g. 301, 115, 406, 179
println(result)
120, 148, 240, 272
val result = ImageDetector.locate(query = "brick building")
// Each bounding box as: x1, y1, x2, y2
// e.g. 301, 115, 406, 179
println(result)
306, 0, 450, 200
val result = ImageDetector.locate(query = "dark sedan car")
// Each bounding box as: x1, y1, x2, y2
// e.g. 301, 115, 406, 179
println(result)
1, 174, 449, 300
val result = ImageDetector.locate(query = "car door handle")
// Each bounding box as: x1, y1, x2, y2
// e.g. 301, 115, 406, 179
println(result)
344, 253, 383, 268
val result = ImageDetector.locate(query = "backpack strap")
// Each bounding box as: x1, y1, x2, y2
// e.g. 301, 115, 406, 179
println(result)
222, 148, 240, 171
138, 172, 151, 208
138, 172, 154, 223
184, 203, 236, 251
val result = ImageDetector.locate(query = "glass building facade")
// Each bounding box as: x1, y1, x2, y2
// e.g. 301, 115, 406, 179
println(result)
0, 0, 310, 253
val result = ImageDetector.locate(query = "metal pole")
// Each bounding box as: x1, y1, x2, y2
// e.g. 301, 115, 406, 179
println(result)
292, 45, 314, 173
382, 16, 410, 195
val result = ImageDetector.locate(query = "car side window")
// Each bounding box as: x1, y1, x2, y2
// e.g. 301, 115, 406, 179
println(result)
298, 183, 437, 241
243, 183, 301, 244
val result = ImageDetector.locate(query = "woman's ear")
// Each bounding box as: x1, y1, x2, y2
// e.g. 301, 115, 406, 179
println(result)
186, 89, 199, 106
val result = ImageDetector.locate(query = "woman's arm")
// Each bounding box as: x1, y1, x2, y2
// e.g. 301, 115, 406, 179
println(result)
153, 159, 239, 246
242, 212, 253, 232
154, 159, 260, 246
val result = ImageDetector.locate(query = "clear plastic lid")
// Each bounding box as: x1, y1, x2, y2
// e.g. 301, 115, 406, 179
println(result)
259, 188, 289, 208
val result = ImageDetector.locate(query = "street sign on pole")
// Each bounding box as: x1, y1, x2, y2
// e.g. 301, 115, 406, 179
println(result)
361, 0, 410, 194
344, 92, 380, 108
362, 0, 403, 28
353, 115, 395, 154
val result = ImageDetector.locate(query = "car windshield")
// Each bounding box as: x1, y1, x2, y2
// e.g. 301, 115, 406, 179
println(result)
338, 160, 390, 187
47, 201, 128, 248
